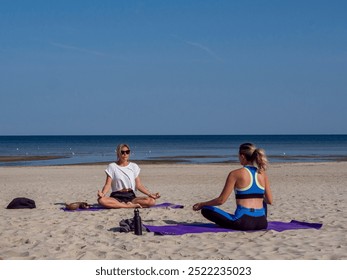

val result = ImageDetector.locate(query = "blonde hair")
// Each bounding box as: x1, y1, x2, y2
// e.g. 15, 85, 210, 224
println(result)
115, 143, 130, 159
239, 143, 268, 172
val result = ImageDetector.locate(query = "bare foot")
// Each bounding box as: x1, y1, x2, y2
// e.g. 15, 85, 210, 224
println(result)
126, 202, 142, 208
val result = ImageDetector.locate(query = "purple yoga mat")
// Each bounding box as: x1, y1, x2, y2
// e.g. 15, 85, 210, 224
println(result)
144, 220, 322, 235
150, 202, 184, 209
61, 205, 107, 212
61, 202, 184, 211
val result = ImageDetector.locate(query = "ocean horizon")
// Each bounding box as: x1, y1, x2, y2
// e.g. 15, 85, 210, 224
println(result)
1, 134, 347, 166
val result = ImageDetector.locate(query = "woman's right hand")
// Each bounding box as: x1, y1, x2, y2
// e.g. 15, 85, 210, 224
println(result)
97, 190, 105, 199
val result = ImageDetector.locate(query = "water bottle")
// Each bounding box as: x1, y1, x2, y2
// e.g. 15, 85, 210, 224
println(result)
134, 208, 142, 235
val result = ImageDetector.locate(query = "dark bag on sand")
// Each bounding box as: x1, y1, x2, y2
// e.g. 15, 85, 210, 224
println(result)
6, 197, 36, 209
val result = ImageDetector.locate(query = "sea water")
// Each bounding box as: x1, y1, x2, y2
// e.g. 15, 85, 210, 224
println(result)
0, 135, 347, 166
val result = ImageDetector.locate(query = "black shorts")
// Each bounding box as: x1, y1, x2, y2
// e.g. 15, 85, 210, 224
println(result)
110, 190, 136, 203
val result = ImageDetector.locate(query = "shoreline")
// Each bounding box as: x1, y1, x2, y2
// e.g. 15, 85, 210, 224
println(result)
0, 155, 68, 163
1, 154, 347, 166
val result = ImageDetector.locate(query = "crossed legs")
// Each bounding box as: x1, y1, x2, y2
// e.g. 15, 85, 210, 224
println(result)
98, 196, 156, 209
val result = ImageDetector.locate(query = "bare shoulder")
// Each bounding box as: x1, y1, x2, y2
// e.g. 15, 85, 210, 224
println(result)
257, 169, 269, 186
229, 167, 245, 178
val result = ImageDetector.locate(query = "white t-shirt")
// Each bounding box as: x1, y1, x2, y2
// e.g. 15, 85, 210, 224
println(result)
105, 162, 140, 192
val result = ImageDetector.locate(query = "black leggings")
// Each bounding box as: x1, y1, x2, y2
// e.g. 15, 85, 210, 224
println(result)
201, 207, 268, 231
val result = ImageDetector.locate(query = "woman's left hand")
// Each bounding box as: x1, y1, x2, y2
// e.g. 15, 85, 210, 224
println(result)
149, 192, 160, 199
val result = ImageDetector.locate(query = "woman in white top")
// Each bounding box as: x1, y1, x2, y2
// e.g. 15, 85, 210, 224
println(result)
97, 144, 160, 208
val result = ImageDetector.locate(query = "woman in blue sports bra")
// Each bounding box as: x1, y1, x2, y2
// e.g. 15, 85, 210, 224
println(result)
193, 143, 273, 230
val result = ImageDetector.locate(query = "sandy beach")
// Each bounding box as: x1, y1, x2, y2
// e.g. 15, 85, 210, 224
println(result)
0, 162, 346, 260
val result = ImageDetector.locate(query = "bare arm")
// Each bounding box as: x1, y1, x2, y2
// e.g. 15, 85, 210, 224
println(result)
135, 177, 160, 199
97, 175, 112, 198
193, 171, 236, 211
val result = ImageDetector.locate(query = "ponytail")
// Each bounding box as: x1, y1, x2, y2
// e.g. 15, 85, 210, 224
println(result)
239, 143, 268, 172
252, 148, 268, 172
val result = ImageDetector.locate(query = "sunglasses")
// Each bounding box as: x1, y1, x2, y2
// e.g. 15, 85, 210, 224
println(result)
120, 150, 131, 155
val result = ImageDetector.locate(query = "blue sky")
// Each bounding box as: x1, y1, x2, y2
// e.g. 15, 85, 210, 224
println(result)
0, 0, 346, 135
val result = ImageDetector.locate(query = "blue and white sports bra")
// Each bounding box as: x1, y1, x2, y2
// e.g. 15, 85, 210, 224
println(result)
235, 166, 265, 199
